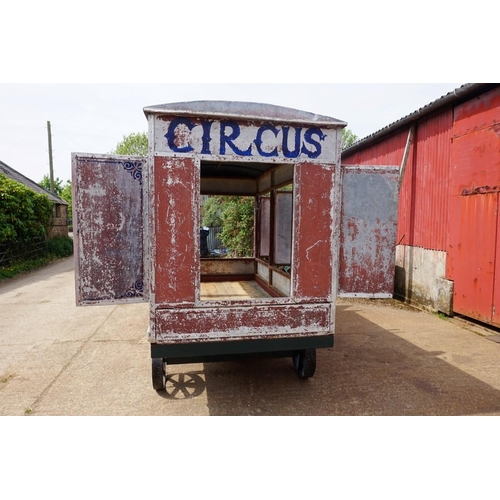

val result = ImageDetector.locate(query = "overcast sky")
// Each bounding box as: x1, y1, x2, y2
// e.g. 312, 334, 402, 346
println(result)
1, 83, 464, 184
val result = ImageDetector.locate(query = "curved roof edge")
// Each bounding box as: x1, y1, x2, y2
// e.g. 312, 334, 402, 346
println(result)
342, 83, 497, 156
143, 100, 347, 127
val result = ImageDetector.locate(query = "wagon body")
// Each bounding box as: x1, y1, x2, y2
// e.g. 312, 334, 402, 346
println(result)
72, 101, 399, 387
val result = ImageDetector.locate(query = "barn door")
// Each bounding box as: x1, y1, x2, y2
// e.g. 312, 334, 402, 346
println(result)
339, 165, 400, 297
72, 153, 146, 306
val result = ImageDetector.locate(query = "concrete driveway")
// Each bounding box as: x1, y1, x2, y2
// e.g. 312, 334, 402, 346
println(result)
1, 257, 500, 416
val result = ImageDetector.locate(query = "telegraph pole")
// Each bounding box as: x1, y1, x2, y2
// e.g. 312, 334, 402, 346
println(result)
47, 120, 54, 193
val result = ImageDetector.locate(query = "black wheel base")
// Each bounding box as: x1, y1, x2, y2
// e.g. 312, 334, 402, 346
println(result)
152, 358, 166, 390
292, 349, 316, 379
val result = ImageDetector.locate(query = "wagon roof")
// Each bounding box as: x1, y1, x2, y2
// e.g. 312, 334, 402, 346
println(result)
143, 100, 347, 127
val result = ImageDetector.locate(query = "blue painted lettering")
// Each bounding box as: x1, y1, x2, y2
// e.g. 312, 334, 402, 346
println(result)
165, 117, 195, 153
282, 126, 302, 158
254, 124, 279, 157
301, 128, 326, 158
220, 121, 252, 156
201, 120, 213, 155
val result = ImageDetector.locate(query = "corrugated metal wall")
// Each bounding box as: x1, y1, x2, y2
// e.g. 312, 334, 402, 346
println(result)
342, 109, 453, 252
447, 87, 500, 325
341, 128, 409, 166
404, 110, 453, 250
342, 85, 500, 326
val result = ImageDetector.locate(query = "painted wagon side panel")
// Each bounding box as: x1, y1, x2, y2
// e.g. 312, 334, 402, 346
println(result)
339, 166, 400, 297
154, 155, 200, 305
155, 304, 331, 342
292, 162, 336, 300
72, 154, 146, 305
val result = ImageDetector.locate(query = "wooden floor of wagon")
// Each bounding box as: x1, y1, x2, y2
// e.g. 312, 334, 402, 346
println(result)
200, 280, 271, 301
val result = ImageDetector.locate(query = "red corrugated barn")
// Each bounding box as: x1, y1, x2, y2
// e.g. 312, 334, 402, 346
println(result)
342, 83, 500, 327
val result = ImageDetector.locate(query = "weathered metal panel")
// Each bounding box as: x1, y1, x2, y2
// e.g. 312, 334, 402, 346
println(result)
339, 166, 400, 297
153, 155, 200, 305
153, 116, 340, 164
155, 303, 331, 342
72, 153, 146, 305
274, 192, 293, 265
292, 162, 336, 300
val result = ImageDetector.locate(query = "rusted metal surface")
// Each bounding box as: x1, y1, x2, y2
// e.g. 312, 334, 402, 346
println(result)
153, 155, 200, 306
143, 105, 344, 344
72, 153, 146, 305
154, 304, 331, 342
339, 166, 400, 297
447, 87, 500, 325
74, 102, 352, 356
292, 162, 337, 301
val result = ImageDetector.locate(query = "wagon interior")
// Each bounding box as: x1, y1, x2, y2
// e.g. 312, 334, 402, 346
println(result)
199, 160, 294, 302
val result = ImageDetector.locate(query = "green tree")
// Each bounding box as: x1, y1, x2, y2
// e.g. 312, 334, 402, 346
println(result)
39, 176, 72, 219
342, 128, 358, 150
110, 132, 148, 156
60, 181, 72, 220
201, 196, 254, 258
39, 174, 65, 196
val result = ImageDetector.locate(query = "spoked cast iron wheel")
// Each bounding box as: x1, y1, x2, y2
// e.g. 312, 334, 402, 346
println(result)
292, 349, 316, 379
152, 358, 166, 390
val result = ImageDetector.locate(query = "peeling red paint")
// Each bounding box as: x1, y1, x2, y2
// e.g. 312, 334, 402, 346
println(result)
338, 166, 400, 297
155, 304, 331, 342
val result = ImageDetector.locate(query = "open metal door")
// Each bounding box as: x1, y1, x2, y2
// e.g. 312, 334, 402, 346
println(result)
72, 153, 147, 306
339, 165, 400, 298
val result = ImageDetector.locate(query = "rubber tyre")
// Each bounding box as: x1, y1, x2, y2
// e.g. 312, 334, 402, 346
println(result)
152, 358, 166, 390
292, 349, 316, 379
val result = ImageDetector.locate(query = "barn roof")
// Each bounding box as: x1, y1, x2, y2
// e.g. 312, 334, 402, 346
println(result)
0, 160, 68, 205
